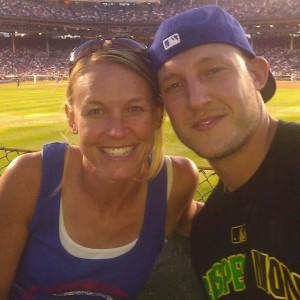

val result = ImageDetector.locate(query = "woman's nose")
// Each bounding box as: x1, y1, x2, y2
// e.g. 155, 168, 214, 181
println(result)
105, 115, 129, 138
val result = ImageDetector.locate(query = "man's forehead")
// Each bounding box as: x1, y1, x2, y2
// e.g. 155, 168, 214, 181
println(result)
158, 44, 241, 78
167, 43, 240, 62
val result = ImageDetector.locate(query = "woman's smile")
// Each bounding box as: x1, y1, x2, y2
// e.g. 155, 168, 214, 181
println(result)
102, 146, 134, 158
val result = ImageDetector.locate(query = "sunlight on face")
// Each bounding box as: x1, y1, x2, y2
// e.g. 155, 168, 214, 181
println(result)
158, 44, 264, 161
71, 62, 161, 181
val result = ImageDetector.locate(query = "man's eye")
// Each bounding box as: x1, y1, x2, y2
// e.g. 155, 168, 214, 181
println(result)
209, 67, 223, 74
165, 82, 182, 93
128, 106, 143, 113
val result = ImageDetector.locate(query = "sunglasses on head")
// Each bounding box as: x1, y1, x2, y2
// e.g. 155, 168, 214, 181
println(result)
68, 35, 149, 75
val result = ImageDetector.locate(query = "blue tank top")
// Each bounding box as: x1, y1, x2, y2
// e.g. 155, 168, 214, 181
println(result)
11, 142, 167, 299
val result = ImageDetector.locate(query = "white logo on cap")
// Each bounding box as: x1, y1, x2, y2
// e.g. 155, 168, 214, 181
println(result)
163, 33, 180, 50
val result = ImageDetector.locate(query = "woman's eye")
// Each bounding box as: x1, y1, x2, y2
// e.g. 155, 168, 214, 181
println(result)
87, 108, 104, 116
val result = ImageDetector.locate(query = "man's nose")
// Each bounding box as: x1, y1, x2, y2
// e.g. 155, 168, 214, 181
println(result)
186, 79, 212, 109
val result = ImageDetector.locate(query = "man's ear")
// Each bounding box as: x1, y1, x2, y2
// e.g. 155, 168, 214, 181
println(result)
65, 103, 77, 134
247, 56, 270, 91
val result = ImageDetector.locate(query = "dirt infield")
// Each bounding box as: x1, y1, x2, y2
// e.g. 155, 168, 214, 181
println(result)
276, 80, 300, 89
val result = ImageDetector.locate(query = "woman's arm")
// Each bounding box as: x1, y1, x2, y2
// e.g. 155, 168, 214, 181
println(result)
166, 156, 204, 238
0, 152, 41, 299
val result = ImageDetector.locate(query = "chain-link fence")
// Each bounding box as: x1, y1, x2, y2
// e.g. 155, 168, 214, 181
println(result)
195, 168, 218, 202
0, 147, 217, 202
0, 147, 33, 174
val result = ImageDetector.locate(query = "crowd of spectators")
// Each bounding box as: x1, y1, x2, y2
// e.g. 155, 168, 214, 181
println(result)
0, 36, 299, 79
0, 0, 299, 79
0, 36, 78, 77
257, 47, 299, 77
0, 47, 70, 78
0, 0, 299, 23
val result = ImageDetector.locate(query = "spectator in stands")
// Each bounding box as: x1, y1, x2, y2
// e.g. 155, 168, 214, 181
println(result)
150, 5, 300, 299
0, 36, 203, 299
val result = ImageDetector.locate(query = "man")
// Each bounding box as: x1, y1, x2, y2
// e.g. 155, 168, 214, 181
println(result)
150, 5, 300, 300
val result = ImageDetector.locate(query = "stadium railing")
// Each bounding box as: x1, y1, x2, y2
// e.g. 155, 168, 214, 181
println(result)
0, 147, 217, 202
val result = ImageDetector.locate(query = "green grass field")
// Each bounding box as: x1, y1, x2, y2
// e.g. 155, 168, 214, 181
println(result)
0, 80, 299, 168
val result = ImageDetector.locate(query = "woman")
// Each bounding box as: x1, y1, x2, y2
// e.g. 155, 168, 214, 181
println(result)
0, 36, 200, 299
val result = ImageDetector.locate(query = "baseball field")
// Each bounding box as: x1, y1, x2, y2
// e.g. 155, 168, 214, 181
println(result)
0, 80, 299, 168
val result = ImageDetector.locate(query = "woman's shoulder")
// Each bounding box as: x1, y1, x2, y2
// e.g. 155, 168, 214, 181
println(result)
3, 151, 42, 181
166, 155, 199, 208
167, 155, 199, 185
0, 151, 43, 221
164, 156, 200, 237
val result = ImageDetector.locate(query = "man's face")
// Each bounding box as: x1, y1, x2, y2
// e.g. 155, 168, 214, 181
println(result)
158, 43, 265, 161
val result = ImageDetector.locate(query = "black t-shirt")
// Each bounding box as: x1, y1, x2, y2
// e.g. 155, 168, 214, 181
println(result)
191, 121, 300, 299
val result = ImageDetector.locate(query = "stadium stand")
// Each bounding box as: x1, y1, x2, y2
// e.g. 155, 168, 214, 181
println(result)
0, 0, 299, 20
0, 0, 299, 79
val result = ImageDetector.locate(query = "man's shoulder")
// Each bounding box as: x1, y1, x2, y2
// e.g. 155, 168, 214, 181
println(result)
278, 120, 300, 138
272, 121, 300, 162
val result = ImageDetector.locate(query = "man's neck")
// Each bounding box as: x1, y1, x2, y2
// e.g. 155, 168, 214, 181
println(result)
209, 116, 278, 192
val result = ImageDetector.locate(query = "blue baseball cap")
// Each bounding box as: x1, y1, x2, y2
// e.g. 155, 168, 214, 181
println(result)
150, 5, 276, 102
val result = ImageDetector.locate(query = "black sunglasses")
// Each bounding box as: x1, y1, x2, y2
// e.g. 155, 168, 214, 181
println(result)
69, 36, 149, 75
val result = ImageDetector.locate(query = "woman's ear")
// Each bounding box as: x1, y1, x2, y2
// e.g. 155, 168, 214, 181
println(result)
65, 103, 78, 134
247, 56, 270, 91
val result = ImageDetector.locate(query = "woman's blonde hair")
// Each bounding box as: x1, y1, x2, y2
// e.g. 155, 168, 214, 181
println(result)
66, 44, 164, 181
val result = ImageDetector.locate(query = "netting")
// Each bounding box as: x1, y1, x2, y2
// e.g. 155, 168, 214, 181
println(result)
0, 147, 217, 201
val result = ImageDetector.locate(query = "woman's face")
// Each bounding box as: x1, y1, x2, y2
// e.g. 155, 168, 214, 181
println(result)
67, 61, 162, 180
